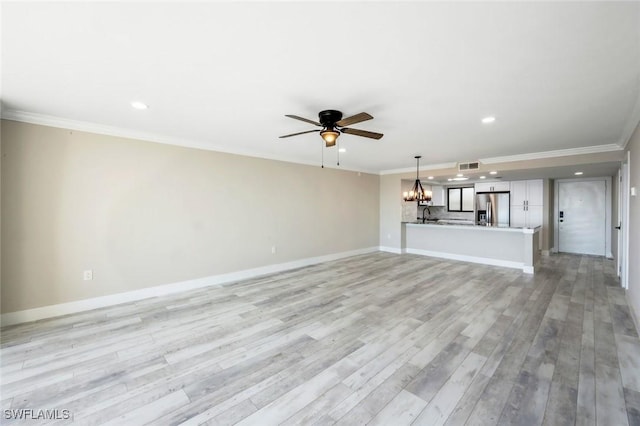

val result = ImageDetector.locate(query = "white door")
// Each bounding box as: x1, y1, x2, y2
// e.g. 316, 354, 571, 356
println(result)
558, 180, 606, 255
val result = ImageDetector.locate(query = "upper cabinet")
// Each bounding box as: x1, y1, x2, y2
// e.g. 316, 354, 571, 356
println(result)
510, 179, 543, 207
475, 181, 510, 192
418, 185, 445, 206
431, 185, 445, 206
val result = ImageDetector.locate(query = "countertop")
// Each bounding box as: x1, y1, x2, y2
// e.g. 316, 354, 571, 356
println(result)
403, 220, 540, 234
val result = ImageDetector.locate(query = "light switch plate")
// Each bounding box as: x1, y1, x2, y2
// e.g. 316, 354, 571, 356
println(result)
631, 187, 637, 197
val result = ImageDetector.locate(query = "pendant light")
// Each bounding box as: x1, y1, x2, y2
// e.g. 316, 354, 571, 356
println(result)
403, 155, 432, 203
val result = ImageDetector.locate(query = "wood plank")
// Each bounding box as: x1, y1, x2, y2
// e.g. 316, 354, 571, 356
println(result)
1, 252, 638, 425
367, 389, 427, 425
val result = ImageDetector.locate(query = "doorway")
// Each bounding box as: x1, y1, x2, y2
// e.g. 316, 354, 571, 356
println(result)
557, 179, 608, 256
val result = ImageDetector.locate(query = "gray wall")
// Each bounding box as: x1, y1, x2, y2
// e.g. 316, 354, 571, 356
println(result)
1, 120, 380, 314
626, 120, 640, 330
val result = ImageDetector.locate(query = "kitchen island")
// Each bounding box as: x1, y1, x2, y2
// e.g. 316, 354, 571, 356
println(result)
402, 222, 541, 273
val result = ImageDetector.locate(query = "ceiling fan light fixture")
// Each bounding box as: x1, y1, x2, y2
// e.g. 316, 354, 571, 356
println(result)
320, 128, 340, 146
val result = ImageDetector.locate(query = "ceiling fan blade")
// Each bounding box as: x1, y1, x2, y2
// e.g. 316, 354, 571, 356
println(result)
285, 114, 322, 126
336, 112, 373, 127
279, 129, 321, 138
341, 127, 384, 140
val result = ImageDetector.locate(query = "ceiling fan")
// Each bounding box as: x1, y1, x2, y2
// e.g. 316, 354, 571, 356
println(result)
279, 109, 384, 147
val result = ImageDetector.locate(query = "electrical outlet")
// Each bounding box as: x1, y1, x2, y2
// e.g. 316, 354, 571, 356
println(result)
83, 270, 93, 281
271, 246, 277, 254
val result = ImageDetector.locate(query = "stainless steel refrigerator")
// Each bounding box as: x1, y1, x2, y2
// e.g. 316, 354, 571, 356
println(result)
476, 192, 510, 226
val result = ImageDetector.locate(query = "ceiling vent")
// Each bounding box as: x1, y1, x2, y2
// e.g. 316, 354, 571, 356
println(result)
458, 161, 480, 172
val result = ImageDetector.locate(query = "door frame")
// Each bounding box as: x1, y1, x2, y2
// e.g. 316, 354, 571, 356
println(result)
554, 176, 612, 258
620, 152, 631, 289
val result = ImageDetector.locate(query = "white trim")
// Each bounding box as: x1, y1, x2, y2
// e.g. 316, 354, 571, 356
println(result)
479, 144, 623, 165
3, 109, 629, 177
380, 162, 458, 176
622, 151, 631, 289
0, 246, 378, 327
0, 111, 378, 175
541, 249, 551, 256
405, 248, 531, 273
378, 246, 403, 254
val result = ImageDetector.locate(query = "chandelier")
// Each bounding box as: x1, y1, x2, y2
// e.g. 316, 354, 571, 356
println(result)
403, 155, 432, 203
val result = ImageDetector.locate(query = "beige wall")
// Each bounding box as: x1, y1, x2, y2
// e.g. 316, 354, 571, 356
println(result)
1, 120, 380, 314
626, 120, 640, 330
379, 175, 402, 249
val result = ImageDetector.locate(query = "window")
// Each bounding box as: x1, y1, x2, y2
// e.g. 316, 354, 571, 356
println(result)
447, 187, 474, 212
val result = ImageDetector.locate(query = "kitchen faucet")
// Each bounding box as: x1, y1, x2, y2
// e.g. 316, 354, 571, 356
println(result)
421, 206, 431, 223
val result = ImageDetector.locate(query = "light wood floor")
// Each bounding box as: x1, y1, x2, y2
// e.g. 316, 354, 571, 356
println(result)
1, 253, 639, 425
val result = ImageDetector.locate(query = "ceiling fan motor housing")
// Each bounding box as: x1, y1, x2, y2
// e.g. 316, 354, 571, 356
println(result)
319, 110, 343, 127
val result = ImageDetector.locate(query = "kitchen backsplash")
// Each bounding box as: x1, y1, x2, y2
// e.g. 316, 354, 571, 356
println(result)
402, 204, 475, 222
428, 206, 474, 221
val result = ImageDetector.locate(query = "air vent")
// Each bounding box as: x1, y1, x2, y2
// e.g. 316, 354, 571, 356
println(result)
458, 161, 480, 172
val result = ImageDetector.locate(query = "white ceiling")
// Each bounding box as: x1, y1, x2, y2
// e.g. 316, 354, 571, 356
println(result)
2, 2, 640, 174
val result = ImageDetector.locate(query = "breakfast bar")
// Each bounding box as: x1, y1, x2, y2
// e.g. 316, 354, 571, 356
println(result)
402, 222, 541, 273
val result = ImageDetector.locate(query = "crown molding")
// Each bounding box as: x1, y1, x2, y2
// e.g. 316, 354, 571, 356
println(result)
380, 162, 458, 176
378, 143, 623, 176
0, 110, 379, 175
479, 143, 623, 165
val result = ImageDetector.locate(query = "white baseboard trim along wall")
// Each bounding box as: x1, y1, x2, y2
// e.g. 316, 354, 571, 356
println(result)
1, 246, 379, 327
405, 248, 534, 274
378, 246, 404, 254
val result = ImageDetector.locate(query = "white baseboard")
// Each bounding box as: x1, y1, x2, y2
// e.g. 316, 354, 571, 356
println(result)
405, 248, 532, 274
1, 246, 379, 327
541, 250, 551, 256
378, 246, 404, 254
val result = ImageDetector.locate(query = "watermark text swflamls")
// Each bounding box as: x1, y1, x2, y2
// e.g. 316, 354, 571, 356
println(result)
4, 409, 71, 420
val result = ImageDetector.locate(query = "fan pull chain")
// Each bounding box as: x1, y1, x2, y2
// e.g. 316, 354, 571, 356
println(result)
321, 139, 324, 168
337, 140, 340, 166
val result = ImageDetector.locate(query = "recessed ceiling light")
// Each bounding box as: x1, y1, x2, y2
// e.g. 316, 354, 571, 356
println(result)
456, 173, 463, 177
338, 148, 346, 153
447, 178, 452, 181
482, 116, 496, 124
489, 171, 498, 175
574, 171, 583, 175
131, 101, 148, 110
479, 176, 486, 179
427, 176, 434, 180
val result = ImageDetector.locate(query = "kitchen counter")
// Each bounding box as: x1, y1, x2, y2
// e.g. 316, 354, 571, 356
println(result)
401, 222, 541, 273
404, 221, 539, 234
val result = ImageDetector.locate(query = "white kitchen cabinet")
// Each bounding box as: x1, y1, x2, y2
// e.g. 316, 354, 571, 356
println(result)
510, 179, 544, 228
431, 185, 445, 206
510, 179, 543, 207
475, 181, 510, 192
